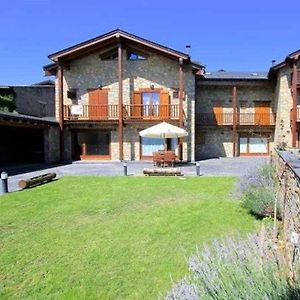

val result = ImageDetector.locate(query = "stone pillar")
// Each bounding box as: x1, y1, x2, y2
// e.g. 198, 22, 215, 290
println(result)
44, 126, 60, 163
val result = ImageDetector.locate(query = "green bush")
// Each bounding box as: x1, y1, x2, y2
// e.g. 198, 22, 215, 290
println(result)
0, 92, 16, 112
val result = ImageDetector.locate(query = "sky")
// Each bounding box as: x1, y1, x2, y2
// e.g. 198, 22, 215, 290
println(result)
0, 0, 300, 85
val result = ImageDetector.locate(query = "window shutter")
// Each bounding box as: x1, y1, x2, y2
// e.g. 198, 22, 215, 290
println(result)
132, 92, 142, 118
159, 91, 170, 119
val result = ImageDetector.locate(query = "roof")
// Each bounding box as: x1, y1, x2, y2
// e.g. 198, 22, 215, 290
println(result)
0, 111, 57, 126
44, 29, 203, 75
48, 29, 191, 61
199, 71, 269, 80
269, 48, 300, 73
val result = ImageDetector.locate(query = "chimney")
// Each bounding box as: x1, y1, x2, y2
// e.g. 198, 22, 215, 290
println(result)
272, 60, 276, 66
185, 45, 191, 55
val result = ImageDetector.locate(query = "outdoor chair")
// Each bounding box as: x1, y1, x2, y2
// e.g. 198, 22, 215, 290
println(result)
153, 152, 164, 167
163, 151, 176, 167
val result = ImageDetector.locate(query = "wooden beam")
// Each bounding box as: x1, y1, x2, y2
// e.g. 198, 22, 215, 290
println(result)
118, 39, 124, 161
292, 60, 298, 147
178, 58, 184, 161
57, 64, 64, 160
232, 86, 238, 157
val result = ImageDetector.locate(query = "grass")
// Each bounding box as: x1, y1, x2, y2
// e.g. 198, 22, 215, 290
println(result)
0, 176, 260, 299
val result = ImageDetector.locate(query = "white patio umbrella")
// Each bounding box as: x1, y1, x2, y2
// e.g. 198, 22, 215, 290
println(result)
139, 122, 188, 150
139, 122, 188, 138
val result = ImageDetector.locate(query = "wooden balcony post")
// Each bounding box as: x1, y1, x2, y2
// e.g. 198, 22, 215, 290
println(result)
292, 59, 298, 147
178, 58, 184, 160
57, 63, 64, 160
232, 86, 238, 157
117, 37, 124, 160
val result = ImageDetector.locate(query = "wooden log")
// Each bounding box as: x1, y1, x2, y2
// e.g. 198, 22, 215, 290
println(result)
18, 173, 56, 189
143, 168, 182, 176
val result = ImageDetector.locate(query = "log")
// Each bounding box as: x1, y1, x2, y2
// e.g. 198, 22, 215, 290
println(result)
143, 168, 182, 176
18, 173, 56, 189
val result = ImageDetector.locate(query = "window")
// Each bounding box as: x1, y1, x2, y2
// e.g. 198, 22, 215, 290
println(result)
127, 51, 146, 60
100, 51, 118, 60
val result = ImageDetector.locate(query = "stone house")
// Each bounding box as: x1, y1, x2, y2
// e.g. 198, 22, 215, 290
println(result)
44, 29, 202, 161
43, 29, 299, 161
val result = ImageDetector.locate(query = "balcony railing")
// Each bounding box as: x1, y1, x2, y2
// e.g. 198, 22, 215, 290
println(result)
123, 104, 179, 120
197, 113, 276, 126
64, 104, 180, 121
63, 105, 119, 120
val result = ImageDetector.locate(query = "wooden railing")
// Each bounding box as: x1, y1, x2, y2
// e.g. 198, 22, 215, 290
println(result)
64, 104, 180, 121
197, 113, 276, 126
64, 105, 119, 120
123, 104, 180, 120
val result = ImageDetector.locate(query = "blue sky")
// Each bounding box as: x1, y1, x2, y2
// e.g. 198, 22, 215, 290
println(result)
1, 0, 299, 85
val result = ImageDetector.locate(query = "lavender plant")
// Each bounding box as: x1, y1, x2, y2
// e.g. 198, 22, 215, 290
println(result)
166, 230, 300, 299
236, 164, 279, 218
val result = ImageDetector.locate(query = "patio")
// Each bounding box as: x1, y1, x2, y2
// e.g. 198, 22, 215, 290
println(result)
2, 157, 269, 193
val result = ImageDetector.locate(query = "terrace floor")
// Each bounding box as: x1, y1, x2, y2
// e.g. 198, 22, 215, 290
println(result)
3, 157, 269, 193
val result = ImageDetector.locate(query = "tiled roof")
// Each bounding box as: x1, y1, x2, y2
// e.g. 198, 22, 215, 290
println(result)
201, 71, 268, 80
0, 111, 57, 125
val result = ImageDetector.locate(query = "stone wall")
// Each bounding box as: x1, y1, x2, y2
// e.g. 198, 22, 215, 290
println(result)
273, 66, 294, 148
195, 128, 233, 159
13, 85, 55, 117
57, 49, 195, 161
44, 126, 60, 163
196, 83, 274, 115
273, 150, 300, 241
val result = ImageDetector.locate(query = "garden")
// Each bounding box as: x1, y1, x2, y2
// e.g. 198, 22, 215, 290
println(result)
0, 176, 259, 299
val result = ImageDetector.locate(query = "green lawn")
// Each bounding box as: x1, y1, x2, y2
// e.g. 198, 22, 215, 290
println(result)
0, 177, 259, 299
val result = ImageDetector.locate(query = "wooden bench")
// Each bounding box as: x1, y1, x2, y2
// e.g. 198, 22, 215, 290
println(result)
143, 167, 182, 176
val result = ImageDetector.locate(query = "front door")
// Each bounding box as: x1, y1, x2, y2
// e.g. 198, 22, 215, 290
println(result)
89, 89, 108, 119
255, 102, 270, 125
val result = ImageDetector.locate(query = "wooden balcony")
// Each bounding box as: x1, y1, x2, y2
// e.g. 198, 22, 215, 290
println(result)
64, 105, 119, 121
197, 113, 276, 126
123, 104, 179, 120
63, 104, 180, 121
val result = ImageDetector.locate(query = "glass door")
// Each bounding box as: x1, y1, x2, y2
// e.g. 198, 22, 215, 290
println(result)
142, 92, 160, 118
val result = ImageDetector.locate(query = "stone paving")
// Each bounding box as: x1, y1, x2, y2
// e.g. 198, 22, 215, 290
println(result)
1, 157, 269, 193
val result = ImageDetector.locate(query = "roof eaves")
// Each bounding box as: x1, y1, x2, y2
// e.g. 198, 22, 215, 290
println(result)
48, 29, 190, 61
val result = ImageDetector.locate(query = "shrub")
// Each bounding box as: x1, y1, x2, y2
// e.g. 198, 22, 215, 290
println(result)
166, 230, 300, 300
236, 164, 279, 218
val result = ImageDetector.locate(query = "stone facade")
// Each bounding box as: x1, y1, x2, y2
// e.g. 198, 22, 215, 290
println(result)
273, 150, 300, 242
49, 31, 299, 162
58, 49, 195, 161
44, 126, 60, 163
274, 65, 294, 148
13, 85, 55, 117
195, 82, 275, 160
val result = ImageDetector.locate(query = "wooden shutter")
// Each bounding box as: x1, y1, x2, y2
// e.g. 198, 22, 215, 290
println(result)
255, 102, 270, 125
89, 89, 108, 119
132, 92, 142, 118
213, 103, 223, 125
159, 91, 170, 119
89, 90, 99, 119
